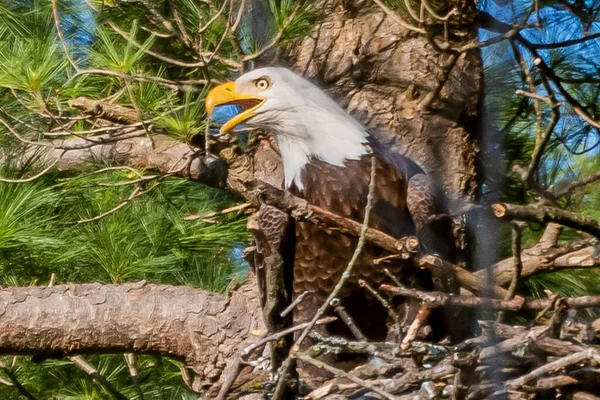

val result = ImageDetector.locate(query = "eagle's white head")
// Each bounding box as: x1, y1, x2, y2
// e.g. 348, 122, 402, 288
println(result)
205, 67, 369, 190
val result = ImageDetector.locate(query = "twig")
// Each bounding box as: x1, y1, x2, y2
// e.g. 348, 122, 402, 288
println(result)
514, 89, 555, 106
215, 358, 243, 400
554, 171, 600, 198
280, 291, 309, 318
358, 279, 399, 322
216, 317, 337, 400
505, 349, 595, 390
520, 39, 600, 130
383, 268, 403, 287
296, 354, 401, 400
69, 355, 128, 400
291, 156, 376, 351
184, 203, 251, 221
419, 255, 510, 298
497, 224, 523, 322
241, 317, 337, 359
506, 224, 523, 298
381, 285, 600, 310
124, 353, 144, 400
330, 298, 366, 341
51, 0, 79, 71
0, 117, 54, 148
75, 183, 159, 224
525, 32, 600, 49
108, 21, 240, 69
372, 0, 425, 33
400, 304, 431, 350
534, 292, 560, 324
48, 273, 56, 288
522, 80, 560, 185
0, 150, 66, 183
0, 366, 37, 400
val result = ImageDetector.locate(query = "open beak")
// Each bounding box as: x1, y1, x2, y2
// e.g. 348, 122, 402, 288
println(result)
205, 82, 265, 133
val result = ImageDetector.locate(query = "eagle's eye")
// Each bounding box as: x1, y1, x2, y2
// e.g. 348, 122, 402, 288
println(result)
254, 77, 271, 91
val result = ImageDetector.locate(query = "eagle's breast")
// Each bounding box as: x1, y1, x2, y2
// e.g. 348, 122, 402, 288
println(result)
289, 153, 425, 339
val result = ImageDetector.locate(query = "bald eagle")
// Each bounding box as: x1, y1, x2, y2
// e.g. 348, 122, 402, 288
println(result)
205, 67, 455, 341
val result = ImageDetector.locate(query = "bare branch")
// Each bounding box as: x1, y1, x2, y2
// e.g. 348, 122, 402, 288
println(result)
69, 356, 128, 400
527, 32, 600, 50
554, 171, 600, 198
505, 349, 597, 390
492, 203, 600, 238
0, 150, 66, 183
296, 353, 400, 400
381, 285, 600, 310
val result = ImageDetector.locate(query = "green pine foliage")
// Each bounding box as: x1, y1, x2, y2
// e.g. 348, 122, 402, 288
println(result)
480, 0, 600, 302
0, 0, 253, 397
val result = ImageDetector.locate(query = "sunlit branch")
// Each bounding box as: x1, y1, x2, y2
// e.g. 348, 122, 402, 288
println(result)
492, 202, 600, 239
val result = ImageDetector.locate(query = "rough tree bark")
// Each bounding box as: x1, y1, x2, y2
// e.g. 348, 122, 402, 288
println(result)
0, 278, 265, 396
285, 2, 482, 200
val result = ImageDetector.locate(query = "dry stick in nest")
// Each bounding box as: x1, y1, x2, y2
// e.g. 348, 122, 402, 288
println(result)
359, 279, 400, 323
400, 305, 432, 350
330, 298, 367, 341
271, 156, 378, 400
505, 349, 600, 391
380, 285, 600, 311
215, 317, 337, 400
296, 354, 401, 400
280, 290, 309, 318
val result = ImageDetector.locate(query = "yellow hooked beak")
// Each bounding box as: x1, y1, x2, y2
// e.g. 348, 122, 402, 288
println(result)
205, 82, 265, 133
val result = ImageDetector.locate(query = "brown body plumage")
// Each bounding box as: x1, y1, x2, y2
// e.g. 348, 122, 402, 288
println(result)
290, 150, 435, 339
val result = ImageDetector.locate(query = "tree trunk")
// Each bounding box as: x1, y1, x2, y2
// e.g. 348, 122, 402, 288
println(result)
285, 3, 483, 201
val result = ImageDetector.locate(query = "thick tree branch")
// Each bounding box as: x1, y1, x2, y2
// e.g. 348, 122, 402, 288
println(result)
482, 238, 598, 286
492, 203, 600, 238
0, 280, 265, 395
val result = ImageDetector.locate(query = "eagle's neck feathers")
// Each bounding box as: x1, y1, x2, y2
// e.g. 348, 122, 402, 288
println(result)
269, 106, 370, 190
